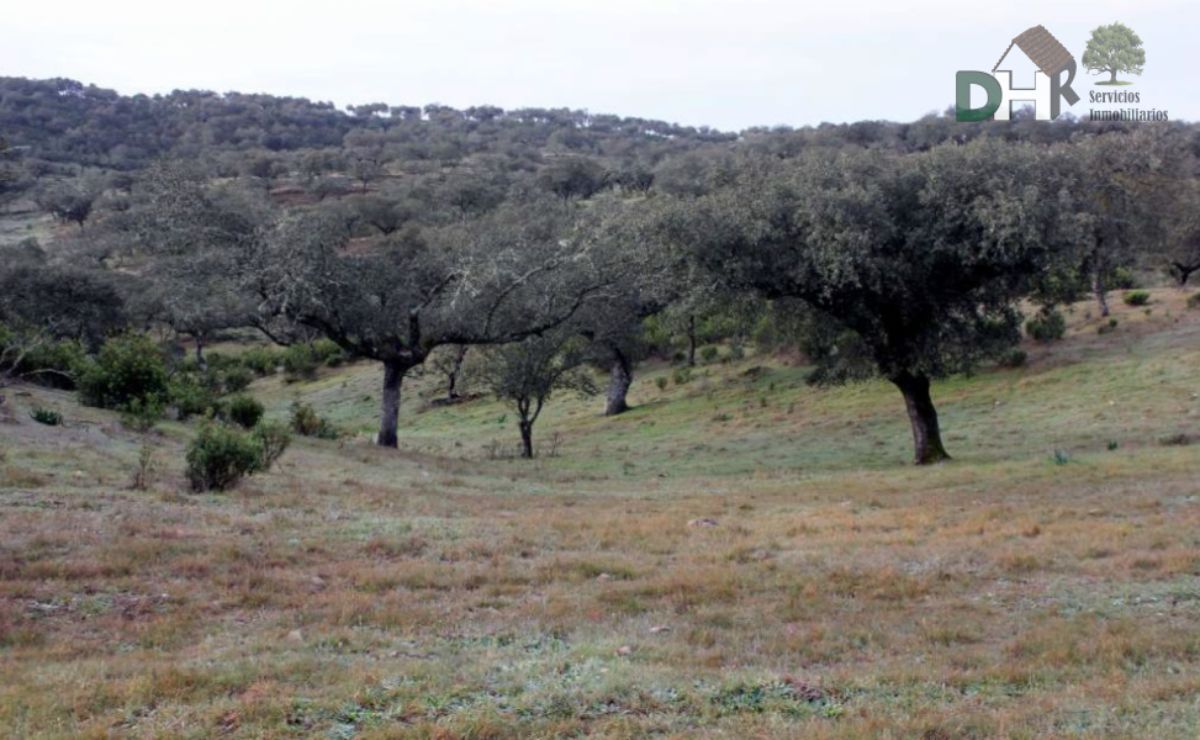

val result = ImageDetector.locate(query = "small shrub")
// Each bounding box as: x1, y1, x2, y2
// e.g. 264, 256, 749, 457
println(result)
1159, 433, 1192, 447
282, 344, 320, 381
1052, 449, 1070, 465
311, 338, 346, 367
290, 400, 338, 439
1025, 309, 1066, 343
672, 367, 694, 386
130, 444, 157, 491
1186, 292, 1200, 310
252, 421, 291, 469
727, 342, 746, 361
241, 347, 282, 376
1110, 266, 1137, 290
29, 407, 62, 426
168, 374, 222, 421
699, 345, 720, 363
997, 348, 1027, 368
1122, 290, 1150, 307
1106, 440, 1119, 451
121, 397, 165, 432
655, 376, 669, 391
77, 333, 169, 411
1097, 318, 1119, 335
186, 423, 265, 492
227, 395, 264, 429
221, 366, 254, 393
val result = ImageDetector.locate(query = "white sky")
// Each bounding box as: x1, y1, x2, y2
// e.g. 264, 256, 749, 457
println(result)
2, 0, 1194, 130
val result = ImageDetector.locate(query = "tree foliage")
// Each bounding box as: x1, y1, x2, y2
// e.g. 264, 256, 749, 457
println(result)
1082, 23, 1146, 84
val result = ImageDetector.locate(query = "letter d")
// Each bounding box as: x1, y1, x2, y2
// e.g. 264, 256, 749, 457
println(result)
955, 71, 1001, 122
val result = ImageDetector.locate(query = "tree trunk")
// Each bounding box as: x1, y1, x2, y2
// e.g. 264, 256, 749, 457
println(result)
378, 360, 406, 448
1109, 69, 1118, 83
194, 335, 207, 371
519, 419, 534, 459
686, 315, 697, 367
1092, 272, 1110, 318
891, 371, 950, 465
1173, 262, 1199, 286
446, 345, 467, 400
604, 350, 633, 416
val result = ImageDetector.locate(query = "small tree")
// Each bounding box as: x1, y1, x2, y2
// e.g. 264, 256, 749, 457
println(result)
428, 345, 469, 402
480, 332, 595, 458
1082, 23, 1145, 85
35, 180, 98, 228
1162, 179, 1200, 286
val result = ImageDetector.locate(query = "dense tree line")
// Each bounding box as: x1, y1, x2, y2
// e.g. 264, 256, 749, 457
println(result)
2, 75, 1198, 464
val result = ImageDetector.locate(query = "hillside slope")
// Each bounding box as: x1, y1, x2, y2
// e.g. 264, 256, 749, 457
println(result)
1, 289, 1198, 736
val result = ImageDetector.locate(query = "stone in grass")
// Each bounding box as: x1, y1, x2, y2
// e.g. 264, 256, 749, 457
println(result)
687, 518, 719, 528
616, 645, 634, 656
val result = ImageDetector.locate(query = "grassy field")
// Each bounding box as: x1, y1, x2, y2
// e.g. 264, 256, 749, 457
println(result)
1, 289, 1198, 737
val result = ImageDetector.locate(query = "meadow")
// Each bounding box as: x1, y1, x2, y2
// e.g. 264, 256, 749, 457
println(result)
1, 289, 1198, 738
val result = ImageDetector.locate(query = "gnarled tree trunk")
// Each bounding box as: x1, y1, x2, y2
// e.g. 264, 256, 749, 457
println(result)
891, 371, 950, 465
445, 345, 467, 400
519, 419, 534, 459
686, 315, 697, 367
1172, 261, 1200, 286
604, 350, 633, 416
1092, 272, 1110, 318
378, 359, 407, 448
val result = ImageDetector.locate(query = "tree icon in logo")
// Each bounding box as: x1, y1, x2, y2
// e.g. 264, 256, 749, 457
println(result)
1082, 22, 1144, 86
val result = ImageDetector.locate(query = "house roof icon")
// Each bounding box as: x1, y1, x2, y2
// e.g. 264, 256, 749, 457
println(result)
992, 25, 1075, 77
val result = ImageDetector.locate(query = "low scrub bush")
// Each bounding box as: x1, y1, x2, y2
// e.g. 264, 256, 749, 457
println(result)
29, 407, 62, 426
1159, 433, 1192, 447
311, 338, 346, 367
672, 367, 694, 386
186, 422, 270, 492
77, 333, 168, 412
241, 347, 283, 376
227, 395, 264, 429
219, 366, 254, 393
253, 421, 291, 469
1025, 309, 1066, 343
1110, 266, 1137, 289
1097, 318, 1119, 335
1186, 292, 1200, 310
700, 345, 720, 363
168, 374, 223, 421
997, 348, 1027, 368
290, 400, 339, 439
282, 344, 321, 381
1123, 290, 1151, 307
121, 397, 165, 432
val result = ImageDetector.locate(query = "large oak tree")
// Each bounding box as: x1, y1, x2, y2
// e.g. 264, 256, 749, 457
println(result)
259, 195, 620, 447
665, 140, 1079, 464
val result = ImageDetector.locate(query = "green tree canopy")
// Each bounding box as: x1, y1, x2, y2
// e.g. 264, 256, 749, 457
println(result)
1082, 23, 1145, 84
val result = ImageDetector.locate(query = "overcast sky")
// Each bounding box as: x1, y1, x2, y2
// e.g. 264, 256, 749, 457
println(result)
3, 0, 1194, 130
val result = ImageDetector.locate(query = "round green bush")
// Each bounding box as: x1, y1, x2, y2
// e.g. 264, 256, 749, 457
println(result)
1025, 309, 1066, 343
1122, 290, 1150, 307
169, 374, 222, 420
186, 423, 264, 492
227, 395, 265, 429
77, 333, 169, 412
